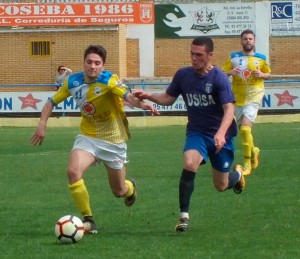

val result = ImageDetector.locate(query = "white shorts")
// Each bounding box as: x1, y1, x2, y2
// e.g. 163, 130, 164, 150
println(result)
72, 134, 127, 169
235, 103, 260, 126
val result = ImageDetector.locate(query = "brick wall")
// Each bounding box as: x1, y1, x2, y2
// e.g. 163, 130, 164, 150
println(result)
126, 39, 140, 78
117, 24, 127, 79
0, 27, 127, 91
270, 37, 300, 75
0, 31, 299, 89
155, 37, 293, 77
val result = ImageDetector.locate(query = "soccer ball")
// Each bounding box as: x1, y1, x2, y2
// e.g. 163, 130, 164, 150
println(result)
54, 215, 84, 244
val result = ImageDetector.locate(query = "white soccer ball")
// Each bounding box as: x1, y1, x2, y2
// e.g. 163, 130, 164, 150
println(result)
54, 215, 84, 244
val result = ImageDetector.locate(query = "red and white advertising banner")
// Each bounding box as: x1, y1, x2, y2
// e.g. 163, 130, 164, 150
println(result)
0, 2, 154, 26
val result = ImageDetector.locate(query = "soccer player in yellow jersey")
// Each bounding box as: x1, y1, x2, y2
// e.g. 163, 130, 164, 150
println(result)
222, 29, 271, 176
31, 45, 159, 234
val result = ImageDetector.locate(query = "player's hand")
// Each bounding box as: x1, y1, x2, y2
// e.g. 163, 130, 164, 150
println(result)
133, 89, 151, 100
253, 69, 263, 78
140, 102, 160, 116
31, 124, 46, 146
231, 67, 241, 76
214, 134, 226, 153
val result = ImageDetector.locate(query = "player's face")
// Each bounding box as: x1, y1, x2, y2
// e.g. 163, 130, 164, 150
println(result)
241, 33, 255, 53
190, 44, 213, 74
83, 53, 104, 82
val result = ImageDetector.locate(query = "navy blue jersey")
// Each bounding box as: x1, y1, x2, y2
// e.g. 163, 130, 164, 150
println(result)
166, 66, 238, 138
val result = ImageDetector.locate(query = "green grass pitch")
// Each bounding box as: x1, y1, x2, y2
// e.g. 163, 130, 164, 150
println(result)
0, 123, 299, 259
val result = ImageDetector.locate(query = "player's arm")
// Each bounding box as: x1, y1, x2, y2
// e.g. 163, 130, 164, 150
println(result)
133, 90, 176, 106
124, 92, 160, 115
222, 57, 240, 77
31, 100, 55, 146
214, 102, 235, 153
253, 69, 271, 80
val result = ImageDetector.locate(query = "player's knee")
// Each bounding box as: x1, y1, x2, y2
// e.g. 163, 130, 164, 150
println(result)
184, 160, 198, 172
67, 167, 80, 183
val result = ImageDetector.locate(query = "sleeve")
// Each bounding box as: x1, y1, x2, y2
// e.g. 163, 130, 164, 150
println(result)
216, 70, 235, 105
261, 61, 271, 74
166, 69, 182, 98
109, 74, 130, 98
51, 81, 71, 105
222, 56, 233, 72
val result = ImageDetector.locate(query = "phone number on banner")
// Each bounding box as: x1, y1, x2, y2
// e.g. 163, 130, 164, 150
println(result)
149, 96, 187, 111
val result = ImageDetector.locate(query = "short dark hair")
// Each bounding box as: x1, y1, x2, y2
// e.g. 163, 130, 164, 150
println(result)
241, 29, 255, 38
84, 45, 107, 64
57, 65, 64, 72
192, 36, 214, 52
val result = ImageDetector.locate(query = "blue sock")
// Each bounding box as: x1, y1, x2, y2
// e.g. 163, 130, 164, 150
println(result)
227, 170, 241, 189
179, 169, 196, 213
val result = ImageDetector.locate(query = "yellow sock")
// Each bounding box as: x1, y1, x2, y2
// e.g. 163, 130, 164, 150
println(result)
125, 180, 134, 198
68, 179, 92, 217
240, 125, 253, 166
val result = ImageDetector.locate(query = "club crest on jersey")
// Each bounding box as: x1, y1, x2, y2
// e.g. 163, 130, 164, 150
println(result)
82, 102, 95, 115
205, 84, 213, 94
73, 81, 80, 87
241, 69, 252, 79
94, 87, 101, 95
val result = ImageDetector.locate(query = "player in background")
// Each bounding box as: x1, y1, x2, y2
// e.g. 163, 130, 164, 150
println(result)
31, 45, 159, 234
54, 65, 72, 90
134, 37, 245, 233
222, 29, 271, 176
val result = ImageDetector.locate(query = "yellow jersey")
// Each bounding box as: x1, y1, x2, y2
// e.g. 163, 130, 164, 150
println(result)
50, 71, 130, 143
222, 52, 271, 106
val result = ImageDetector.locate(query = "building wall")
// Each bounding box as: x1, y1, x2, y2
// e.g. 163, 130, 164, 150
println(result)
269, 37, 300, 75
1, 32, 297, 88
126, 39, 140, 78
154, 36, 300, 77
0, 26, 127, 90
154, 37, 242, 77
0, 1, 299, 87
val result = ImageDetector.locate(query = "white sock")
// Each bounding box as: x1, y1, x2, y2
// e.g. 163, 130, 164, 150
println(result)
180, 212, 189, 219
238, 171, 242, 181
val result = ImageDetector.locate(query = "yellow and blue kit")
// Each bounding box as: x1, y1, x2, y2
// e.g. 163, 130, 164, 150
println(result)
50, 71, 131, 143
222, 51, 271, 106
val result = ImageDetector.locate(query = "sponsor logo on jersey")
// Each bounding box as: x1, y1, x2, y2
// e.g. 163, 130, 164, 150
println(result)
186, 93, 216, 107
241, 69, 252, 79
82, 102, 95, 115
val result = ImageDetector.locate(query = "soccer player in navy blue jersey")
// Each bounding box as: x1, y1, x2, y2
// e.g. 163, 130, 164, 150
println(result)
134, 36, 245, 232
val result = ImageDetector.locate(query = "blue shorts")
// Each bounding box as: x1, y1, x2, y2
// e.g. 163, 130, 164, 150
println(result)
183, 131, 234, 172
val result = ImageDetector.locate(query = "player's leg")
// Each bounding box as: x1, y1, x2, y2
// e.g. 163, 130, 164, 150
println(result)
104, 165, 136, 206
211, 167, 245, 194
210, 138, 245, 194
68, 135, 98, 233
175, 132, 206, 233
99, 140, 137, 207
240, 123, 253, 174
240, 103, 260, 175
